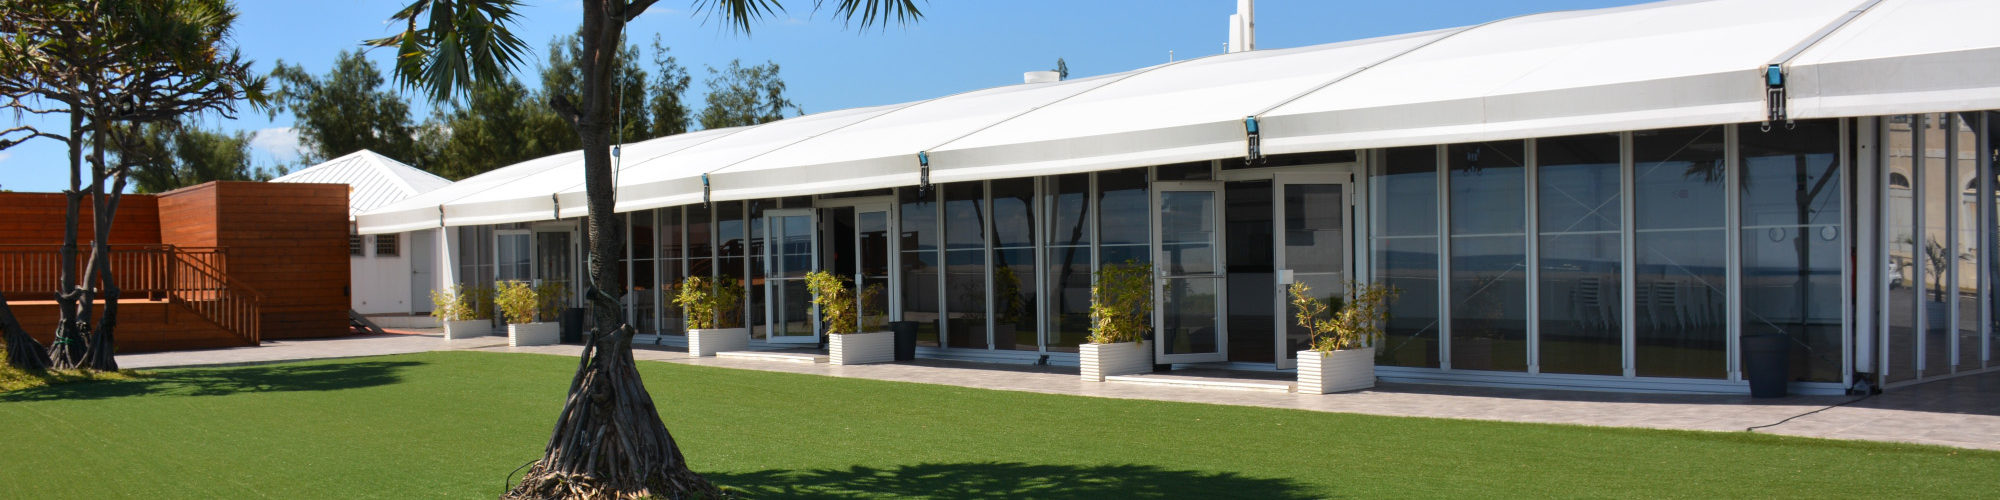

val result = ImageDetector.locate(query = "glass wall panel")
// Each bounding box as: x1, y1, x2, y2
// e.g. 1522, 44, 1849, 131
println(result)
660, 208, 685, 335
716, 201, 746, 329
1226, 180, 1275, 364
1098, 168, 1150, 266
858, 210, 891, 332
899, 187, 940, 346
687, 203, 712, 282
630, 210, 657, 332
1921, 113, 1951, 377
1885, 116, 1918, 383
1632, 126, 1728, 379
943, 182, 988, 349
991, 179, 1037, 351
1952, 113, 1981, 370
1045, 174, 1092, 352
1447, 141, 1527, 372
456, 226, 495, 290
1739, 120, 1843, 383
1284, 183, 1346, 360
749, 201, 768, 338
1536, 133, 1623, 376
1373, 146, 1441, 367
1989, 111, 1999, 367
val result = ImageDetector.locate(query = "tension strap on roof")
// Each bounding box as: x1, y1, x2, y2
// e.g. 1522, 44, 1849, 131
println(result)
1763, 65, 1791, 132
1242, 116, 1264, 163
917, 151, 932, 196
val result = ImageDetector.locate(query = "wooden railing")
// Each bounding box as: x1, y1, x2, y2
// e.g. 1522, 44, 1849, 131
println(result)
0, 244, 260, 345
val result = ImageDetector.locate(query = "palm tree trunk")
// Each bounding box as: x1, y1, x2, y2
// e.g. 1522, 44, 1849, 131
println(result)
505, 4, 717, 497
0, 291, 51, 372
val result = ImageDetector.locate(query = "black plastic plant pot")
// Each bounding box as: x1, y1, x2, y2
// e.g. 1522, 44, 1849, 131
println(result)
559, 307, 586, 344
1742, 333, 1791, 398
889, 321, 918, 361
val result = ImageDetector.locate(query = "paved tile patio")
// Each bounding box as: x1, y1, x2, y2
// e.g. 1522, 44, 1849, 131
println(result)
113, 333, 2000, 451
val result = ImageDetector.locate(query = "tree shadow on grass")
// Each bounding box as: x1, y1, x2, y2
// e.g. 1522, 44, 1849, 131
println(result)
0, 360, 420, 402
709, 462, 1324, 499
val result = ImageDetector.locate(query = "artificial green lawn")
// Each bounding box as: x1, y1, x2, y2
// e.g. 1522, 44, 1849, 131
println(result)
1, 351, 1994, 498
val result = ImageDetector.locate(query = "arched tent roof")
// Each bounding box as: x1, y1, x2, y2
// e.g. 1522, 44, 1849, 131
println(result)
272, 149, 450, 220
358, 0, 2000, 235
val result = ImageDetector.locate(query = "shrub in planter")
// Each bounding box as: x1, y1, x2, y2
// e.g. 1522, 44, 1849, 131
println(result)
808, 270, 892, 365
1290, 281, 1397, 394
431, 285, 492, 339
1081, 260, 1153, 381
674, 276, 746, 356
497, 281, 559, 347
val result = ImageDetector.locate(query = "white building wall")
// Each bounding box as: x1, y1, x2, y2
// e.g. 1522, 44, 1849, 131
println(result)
352, 231, 418, 315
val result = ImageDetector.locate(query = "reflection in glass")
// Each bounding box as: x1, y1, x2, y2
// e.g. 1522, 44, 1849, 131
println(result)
899, 187, 940, 345
1921, 114, 1952, 377
1045, 174, 1092, 352
1372, 146, 1440, 367
1448, 141, 1527, 372
660, 208, 685, 335
1159, 189, 1222, 357
1953, 113, 1981, 370
1537, 134, 1622, 376
1989, 111, 1999, 367
1098, 168, 1150, 268
717, 201, 747, 330
991, 178, 1037, 351
858, 210, 891, 333
1160, 277, 1220, 355
944, 182, 988, 349
1226, 181, 1274, 364
630, 210, 656, 332
1632, 126, 1728, 379
1282, 183, 1345, 359
1885, 116, 1918, 383
1738, 120, 1843, 383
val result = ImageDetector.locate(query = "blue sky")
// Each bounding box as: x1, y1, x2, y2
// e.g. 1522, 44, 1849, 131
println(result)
0, 0, 1651, 193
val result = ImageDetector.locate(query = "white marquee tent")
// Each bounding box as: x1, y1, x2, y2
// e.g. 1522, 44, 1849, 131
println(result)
358, 0, 2000, 234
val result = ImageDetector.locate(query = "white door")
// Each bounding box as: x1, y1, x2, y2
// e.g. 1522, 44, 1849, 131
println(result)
409, 230, 435, 314
1154, 182, 1228, 363
765, 209, 819, 343
1273, 174, 1352, 369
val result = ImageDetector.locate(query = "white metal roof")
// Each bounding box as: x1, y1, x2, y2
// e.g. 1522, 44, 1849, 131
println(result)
357, 0, 2000, 234
272, 149, 451, 220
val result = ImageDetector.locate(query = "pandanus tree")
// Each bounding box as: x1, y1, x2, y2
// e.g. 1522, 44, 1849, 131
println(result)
368, 1, 920, 497
0, 0, 264, 372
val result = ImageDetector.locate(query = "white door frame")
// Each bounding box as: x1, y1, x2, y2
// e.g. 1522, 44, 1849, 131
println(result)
763, 208, 820, 343
1152, 180, 1228, 364
1271, 171, 1356, 370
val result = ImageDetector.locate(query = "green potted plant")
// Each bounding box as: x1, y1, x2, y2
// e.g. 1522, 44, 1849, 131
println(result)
497, 281, 560, 347
431, 285, 492, 340
1289, 281, 1397, 393
807, 270, 893, 365
673, 276, 746, 357
1081, 260, 1153, 382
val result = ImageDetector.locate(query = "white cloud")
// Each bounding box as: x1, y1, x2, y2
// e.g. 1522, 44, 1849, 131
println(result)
249, 127, 306, 162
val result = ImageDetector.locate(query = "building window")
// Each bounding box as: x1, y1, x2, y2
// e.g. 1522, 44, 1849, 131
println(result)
350, 232, 365, 256
1447, 140, 1529, 372
375, 233, 399, 257
1632, 125, 1729, 379
1536, 133, 1624, 376
1371, 146, 1442, 368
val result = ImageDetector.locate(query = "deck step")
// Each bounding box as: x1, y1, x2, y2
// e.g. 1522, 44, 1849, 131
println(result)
1104, 374, 1297, 393
715, 350, 827, 364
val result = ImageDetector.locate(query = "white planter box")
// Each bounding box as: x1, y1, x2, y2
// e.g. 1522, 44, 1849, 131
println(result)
1298, 347, 1376, 394
829, 331, 894, 365
508, 322, 559, 347
1080, 341, 1152, 381
688, 328, 749, 357
443, 319, 492, 340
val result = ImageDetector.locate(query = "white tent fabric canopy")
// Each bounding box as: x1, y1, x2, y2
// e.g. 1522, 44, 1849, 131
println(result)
1786, 0, 2000, 120
357, 0, 1999, 235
